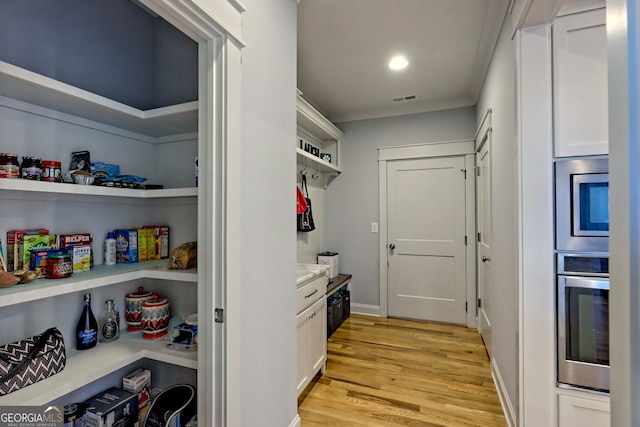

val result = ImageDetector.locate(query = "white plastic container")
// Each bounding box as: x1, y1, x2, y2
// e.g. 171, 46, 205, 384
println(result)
104, 232, 116, 265
317, 252, 339, 278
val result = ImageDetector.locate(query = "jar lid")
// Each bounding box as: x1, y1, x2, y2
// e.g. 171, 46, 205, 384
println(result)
126, 286, 153, 299
141, 294, 169, 307
42, 160, 61, 166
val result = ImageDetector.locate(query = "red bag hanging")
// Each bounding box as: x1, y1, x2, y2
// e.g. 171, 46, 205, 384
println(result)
296, 185, 308, 214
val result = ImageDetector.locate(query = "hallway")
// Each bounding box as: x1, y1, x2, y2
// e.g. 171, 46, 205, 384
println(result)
298, 314, 507, 426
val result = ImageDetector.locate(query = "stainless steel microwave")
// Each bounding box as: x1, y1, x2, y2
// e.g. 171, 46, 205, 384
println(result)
555, 158, 609, 252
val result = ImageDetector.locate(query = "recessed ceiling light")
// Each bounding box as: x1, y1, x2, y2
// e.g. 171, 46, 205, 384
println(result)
389, 55, 409, 71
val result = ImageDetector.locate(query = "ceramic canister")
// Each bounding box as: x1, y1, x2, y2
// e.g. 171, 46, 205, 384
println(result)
124, 287, 153, 331
141, 294, 171, 339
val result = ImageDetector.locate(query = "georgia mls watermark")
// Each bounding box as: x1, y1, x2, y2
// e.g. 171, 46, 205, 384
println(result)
0, 406, 63, 427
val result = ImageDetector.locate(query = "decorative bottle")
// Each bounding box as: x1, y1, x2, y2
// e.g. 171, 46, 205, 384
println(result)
99, 299, 120, 343
76, 293, 98, 350
104, 232, 116, 266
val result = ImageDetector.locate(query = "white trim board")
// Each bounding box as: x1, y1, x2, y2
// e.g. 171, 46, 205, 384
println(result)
351, 303, 381, 317
492, 357, 517, 427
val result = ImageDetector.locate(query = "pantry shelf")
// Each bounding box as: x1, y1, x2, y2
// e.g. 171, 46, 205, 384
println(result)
0, 336, 197, 406
0, 260, 197, 309
0, 61, 198, 138
296, 148, 341, 173
0, 178, 197, 199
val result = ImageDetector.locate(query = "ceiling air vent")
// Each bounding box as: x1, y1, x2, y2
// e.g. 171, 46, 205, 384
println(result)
392, 94, 417, 102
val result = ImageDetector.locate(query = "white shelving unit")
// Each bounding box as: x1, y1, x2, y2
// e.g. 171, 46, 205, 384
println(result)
296, 90, 343, 183
0, 61, 198, 138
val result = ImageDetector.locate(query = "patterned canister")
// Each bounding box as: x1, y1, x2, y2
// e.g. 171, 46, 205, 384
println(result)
124, 286, 153, 331
141, 294, 170, 339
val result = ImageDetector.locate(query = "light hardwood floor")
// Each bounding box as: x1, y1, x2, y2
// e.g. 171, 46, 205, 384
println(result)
298, 314, 508, 427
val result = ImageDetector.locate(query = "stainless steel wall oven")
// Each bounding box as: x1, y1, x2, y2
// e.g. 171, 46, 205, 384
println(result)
557, 253, 609, 391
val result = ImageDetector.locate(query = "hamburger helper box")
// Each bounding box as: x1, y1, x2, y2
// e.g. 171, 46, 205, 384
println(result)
59, 233, 92, 272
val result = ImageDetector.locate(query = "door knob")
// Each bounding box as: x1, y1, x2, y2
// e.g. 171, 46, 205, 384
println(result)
482, 256, 490, 262
389, 243, 396, 251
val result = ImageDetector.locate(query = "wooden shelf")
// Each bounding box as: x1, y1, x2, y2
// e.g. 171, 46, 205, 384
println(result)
327, 274, 351, 295
0, 179, 197, 199
0, 61, 198, 138
0, 260, 196, 309
0, 333, 197, 406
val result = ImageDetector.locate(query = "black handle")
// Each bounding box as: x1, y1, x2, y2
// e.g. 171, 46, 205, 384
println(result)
389, 244, 396, 251
482, 256, 491, 263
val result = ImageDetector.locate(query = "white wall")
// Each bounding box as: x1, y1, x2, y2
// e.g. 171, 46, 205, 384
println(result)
237, 0, 299, 426
476, 12, 520, 423
325, 107, 476, 312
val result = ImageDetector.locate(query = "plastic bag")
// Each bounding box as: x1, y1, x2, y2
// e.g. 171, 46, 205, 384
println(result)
168, 242, 197, 270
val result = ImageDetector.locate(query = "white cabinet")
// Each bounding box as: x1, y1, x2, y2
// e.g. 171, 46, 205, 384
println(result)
296, 273, 328, 396
558, 393, 610, 427
297, 90, 344, 186
0, 2, 241, 424
553, 8, 608, 157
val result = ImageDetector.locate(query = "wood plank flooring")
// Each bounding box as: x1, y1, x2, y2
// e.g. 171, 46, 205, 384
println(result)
298, 314, 507, 427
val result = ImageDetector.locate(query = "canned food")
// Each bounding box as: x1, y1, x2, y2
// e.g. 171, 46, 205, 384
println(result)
0, 153, 20, 179
42, 160, 62, 182
47, 253, 72, 279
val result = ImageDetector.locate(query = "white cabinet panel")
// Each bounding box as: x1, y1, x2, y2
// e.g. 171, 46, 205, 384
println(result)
558, 394, 610, 427
553, 8, 608, 157
296, 296, 327, 396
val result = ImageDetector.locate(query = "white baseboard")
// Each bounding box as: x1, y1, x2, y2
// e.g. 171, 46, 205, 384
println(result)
350, 303, 380, 316
491, 357, 517, 427
290, 414, 301, 427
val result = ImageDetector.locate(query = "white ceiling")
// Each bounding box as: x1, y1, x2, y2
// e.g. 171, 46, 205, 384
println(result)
297, 0, 511, 123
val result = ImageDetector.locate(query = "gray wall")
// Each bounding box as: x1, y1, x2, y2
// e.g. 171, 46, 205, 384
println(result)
325, 107, 476, 309
476, 12, 519, 416
240, 0, 299, 426
0, 0, 196, 110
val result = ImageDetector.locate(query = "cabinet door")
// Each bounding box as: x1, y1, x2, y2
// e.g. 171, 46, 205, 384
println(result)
308, 297, 327, 375
553, 8, 608, 157
296, 311, 309, 395
558, 394, 610, 427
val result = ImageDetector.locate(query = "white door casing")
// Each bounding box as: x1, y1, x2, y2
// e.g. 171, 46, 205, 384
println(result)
476, 113, 493, 356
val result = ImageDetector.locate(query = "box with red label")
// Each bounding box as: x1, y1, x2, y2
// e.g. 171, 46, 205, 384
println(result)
123, 368, 151, 425
7, 229, 49, 270
58, 233, 91, 249
144, 226, 169, 259
19, 234, 56, 270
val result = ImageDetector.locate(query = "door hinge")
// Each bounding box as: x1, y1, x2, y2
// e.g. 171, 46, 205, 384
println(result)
477, 166, 481, 177
464, 235, 468, 246
478, 298, 482, 309
465, 302, 468, 312
477, 232, 482, 242
215, 308, 224, 323
461, 168, 467, 179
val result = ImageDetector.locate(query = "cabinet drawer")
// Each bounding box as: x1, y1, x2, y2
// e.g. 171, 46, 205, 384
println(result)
297, 275, 326, 314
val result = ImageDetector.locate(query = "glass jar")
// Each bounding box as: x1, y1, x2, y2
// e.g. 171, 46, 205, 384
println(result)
20, 156, 42, 180
0, 153, 20, 179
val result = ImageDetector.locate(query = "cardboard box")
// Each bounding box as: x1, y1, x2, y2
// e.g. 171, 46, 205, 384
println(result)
144, 226, 169, 259
123, 369, 151, 425
19, 234, 56, 270
71, 244, 92, 272
7, 229, 49, 270
136, 229, 148, 262
84, 387, 139, 427
114, 229, 138, 263
146, 229, 156, 260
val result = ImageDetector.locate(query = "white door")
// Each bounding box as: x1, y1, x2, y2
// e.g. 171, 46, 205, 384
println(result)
387, 156, 467, 324
477, 138, 493, 355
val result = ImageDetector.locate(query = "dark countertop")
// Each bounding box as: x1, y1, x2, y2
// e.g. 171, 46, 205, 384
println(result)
327, 274, 352, 295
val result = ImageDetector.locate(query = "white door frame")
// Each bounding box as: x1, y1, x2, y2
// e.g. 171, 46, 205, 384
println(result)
378, 140, 477, 328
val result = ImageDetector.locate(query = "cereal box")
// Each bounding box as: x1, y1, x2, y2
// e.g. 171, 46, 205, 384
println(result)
146, 228, 156, 260
144, 226, 169, 259
114, 229, 138, 263
136, 228, 148, 262
19, 234, 56, 270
